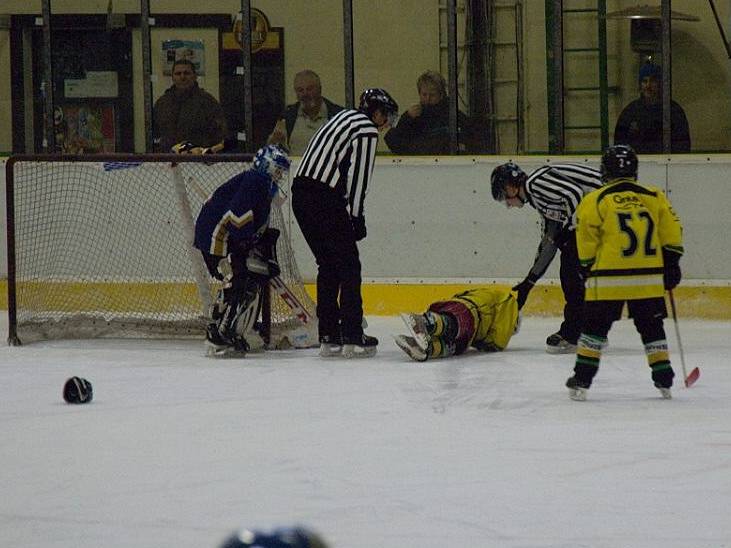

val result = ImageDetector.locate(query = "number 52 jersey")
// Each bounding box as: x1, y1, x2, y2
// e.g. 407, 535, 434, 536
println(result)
575, 178, 684, 301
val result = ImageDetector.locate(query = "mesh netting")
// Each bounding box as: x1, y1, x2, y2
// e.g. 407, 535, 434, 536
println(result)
7, 155, 317, 348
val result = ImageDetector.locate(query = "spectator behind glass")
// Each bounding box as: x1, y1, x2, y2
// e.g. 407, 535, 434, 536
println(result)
152, 59, 228, 152
384, 70, 475, 155
267, 69, 344, 155
613, 63, 691, 153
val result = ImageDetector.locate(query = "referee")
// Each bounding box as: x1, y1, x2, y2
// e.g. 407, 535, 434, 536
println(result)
292, 88, 398, 359
490, 161, 602, 353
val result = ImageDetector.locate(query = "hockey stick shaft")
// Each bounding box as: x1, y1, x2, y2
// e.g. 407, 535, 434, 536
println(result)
270, 276, 314, 325
668, 290, 700, 387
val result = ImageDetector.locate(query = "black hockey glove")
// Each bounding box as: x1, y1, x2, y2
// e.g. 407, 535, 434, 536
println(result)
473, 340, 501, 352
512, 278, 535, 309
351, 216, 367, 241
662, 248, 682, 290
579, 262, 594, 282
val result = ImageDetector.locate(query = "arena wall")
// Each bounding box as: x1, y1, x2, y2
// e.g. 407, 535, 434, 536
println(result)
2, 155, 730, 318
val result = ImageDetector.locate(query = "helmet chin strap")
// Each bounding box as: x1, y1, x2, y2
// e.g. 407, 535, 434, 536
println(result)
513, 186, 526, 204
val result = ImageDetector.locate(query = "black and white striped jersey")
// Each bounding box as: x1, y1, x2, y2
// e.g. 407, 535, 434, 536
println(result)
294, 108, 378, 218
525, 163, 602, 229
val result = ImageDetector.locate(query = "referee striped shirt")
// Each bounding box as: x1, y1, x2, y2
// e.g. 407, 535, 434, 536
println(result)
525, 163, 602, 229
295, 109, 379, 218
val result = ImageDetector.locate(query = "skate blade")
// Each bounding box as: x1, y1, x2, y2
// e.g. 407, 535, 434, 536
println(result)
393, 335, 428, 362
342, 344, 377, 359
319, 343, 343, 358
657, 387, 672, 399
399, 313, 429, 351
568, 387, 587, 401
206, 342, 247, 359
546, 344, 577, 355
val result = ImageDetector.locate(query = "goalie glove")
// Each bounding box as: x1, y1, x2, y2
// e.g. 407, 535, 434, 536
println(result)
245, 254, 280, 280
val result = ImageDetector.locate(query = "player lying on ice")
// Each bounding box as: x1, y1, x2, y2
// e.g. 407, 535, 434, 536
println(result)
192, 144, 291, 357
395, 286, 520, 362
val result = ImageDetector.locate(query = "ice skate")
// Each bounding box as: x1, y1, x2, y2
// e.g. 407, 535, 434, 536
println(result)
393, 334, 428, 362
205, 323, 248, 358
400, 313, 430, 351
654, 382, 672, 399
318, 334, 343, 358
566, 376, 590, 401
342, 334, 378, 358
546, 332, 577, 354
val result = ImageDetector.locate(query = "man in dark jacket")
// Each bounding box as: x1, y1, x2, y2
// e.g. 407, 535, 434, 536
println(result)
153, 59, 228, 152
384, 70, 472, 155
267, 69, 343, 155
614, 63, 691, 154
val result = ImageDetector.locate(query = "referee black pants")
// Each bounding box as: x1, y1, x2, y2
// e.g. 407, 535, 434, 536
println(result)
558, 231, 585, 344
291, 176, 363, 341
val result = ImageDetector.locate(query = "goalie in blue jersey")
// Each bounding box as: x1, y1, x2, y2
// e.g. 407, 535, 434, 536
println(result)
193, 144, 290, 357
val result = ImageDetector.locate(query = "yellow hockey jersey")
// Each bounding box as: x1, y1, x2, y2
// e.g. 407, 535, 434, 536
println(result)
575, 178, 683, 301
452, 287, 519, 351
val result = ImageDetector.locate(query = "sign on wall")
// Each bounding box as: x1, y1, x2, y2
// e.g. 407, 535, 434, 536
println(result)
161, 39, 206, 75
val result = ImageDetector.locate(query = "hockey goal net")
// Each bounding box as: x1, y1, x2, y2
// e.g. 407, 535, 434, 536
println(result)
5, 154, 318, 349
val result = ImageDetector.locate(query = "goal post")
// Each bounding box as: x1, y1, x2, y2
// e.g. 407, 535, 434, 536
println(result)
5, 153, 318, 349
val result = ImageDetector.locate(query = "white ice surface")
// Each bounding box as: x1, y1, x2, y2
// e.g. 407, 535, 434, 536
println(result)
1, 315, 730, 548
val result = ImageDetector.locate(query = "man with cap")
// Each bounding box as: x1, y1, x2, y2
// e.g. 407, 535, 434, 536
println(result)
614, 62, 690, 153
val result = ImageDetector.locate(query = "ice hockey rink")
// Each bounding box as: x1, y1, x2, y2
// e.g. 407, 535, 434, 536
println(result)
1, 314, 730, 548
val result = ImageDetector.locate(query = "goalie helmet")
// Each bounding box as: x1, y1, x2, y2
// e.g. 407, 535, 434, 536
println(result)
253, 145, 291, 189
63, 376, 93, 404
490, 162, 526, 201
358, 88, 399, 125
218, 527, 329, 548
601, 144, 638, 182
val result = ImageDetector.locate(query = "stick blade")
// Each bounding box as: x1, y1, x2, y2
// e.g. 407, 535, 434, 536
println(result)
684, 367, 700, 388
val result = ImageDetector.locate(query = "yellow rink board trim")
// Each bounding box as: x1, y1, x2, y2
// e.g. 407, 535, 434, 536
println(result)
358, 283, 731, 320
2, 280, 731, 320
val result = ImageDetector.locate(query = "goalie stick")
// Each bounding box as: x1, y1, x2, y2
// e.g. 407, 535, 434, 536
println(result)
668, 290, 700, 388
270, 275, 314, 325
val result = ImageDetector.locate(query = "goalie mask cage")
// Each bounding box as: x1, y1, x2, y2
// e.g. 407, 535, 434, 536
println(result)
5, 154, 318, 349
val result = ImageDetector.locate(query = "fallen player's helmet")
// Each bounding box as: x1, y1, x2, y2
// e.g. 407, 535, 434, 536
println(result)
358, 88, 399, 125
253, 144, 291, 187
218, 526, 329, 548
490, 162, 525, 201
63, 376, 93, 404
601, 144, 638, 182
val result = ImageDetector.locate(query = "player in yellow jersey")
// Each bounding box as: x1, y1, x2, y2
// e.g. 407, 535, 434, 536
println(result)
395, 287, 520, 361
566, 144, 684, 400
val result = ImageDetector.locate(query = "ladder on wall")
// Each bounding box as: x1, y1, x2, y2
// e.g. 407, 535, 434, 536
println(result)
442, 0, 525, 154
488, 0, 525, 153
546, 0, 609, 153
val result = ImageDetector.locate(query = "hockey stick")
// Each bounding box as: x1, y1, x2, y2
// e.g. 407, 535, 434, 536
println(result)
270, 275, 315, 325
668, 290, 700, 387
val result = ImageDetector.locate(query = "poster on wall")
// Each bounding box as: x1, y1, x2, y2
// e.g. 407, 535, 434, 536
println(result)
55, 104, 116, 154
161, 40, 205, 75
